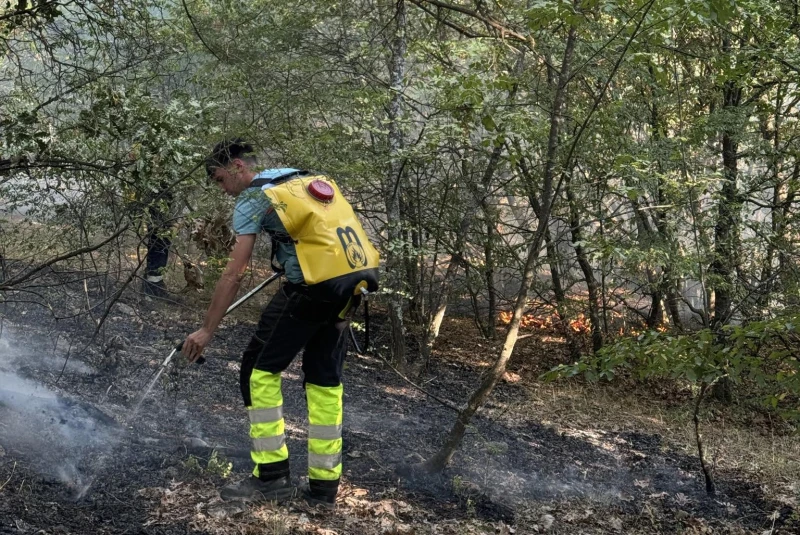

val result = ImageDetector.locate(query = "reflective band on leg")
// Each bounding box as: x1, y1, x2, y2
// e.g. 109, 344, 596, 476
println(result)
249, 370, 288, 475
309, 424, 342, 440
249, 406, 283, 424
146, 275, 164, 283
306, 384, 343, 481
253, 435, 286, 452
309, 452, 343, 470
308, 437, 343, 478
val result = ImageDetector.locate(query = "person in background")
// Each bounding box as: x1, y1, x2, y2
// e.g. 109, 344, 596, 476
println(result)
141, 185, 174, 299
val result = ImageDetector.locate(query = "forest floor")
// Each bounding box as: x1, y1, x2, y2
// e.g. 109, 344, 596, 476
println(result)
0, 275, 798, 534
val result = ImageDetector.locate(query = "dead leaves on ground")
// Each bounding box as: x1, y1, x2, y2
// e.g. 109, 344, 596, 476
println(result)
340, 489, 415, 534
138, 480, 516, 535
136, 480, 505, 535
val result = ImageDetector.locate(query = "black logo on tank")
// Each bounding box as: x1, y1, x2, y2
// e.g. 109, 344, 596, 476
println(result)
337, 226, 367, 269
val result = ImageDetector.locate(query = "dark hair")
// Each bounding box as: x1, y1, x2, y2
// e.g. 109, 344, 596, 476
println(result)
205, 138, 256, 177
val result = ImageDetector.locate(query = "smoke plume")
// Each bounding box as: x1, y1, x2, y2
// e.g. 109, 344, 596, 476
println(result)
0, 326, 120, 499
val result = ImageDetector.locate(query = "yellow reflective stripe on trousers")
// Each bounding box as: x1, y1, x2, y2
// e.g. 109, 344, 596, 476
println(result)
249, 369, 288, 470
248, 406, 282, 424
309, 452, 342, 469
306, 383, 343, 481
253, 435, 286, 451
309, 438, 342, 456
309, 424, 342, 440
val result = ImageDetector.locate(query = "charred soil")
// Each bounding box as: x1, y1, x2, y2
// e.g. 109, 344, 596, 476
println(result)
0, 279, 797, 534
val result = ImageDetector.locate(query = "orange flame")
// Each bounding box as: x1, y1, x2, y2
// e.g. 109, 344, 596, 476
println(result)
498, 311, 590, 334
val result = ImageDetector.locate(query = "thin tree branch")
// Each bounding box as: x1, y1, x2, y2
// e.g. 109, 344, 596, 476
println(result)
0, 224, 130, 291
562, 0, 657, 172
408, 0, 533, 46
180, 0, 223, 61
410, 0, 488, 39
369, 350, 461, 413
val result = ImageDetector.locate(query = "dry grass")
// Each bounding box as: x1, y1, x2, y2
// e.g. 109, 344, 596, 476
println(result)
434, 315, 800, 502
507, 379, 800, 502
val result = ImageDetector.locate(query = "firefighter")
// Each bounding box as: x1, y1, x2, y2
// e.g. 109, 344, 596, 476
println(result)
141, 184, 174, 299
181, 139, 378, 509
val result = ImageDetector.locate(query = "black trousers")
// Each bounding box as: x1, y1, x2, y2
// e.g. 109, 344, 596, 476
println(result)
144, 195, 173, 279
145, 230, 171, 278
240, 282, 355, 403
239, 282, 355, 492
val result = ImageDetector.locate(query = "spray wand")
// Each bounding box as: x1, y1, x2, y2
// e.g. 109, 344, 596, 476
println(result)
130, 272, 282, 419
69, 273, 282, 502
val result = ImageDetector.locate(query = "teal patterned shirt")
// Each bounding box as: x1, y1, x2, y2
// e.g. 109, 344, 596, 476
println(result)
232, 169, 304, 284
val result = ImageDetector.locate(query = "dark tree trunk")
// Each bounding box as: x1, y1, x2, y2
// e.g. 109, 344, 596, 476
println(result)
546, 227, 581, 359
711, 36, 743, 403
566, 172, 603, 353
646, 288, 664, 329
648, 78, 683, 331
711, 77, 742, 329
385, 0, 408, 369
484, 219, 497, 339
423, 21, 579, 473
663, 265, 684, 331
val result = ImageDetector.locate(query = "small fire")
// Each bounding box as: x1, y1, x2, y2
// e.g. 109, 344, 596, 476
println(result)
500, 309, 670, 337
618, 324, 668, 336
499, 311, 554, 329
498, 311, 591, 334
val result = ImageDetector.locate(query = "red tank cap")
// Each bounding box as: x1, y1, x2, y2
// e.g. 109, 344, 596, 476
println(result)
307, 180, 334, 203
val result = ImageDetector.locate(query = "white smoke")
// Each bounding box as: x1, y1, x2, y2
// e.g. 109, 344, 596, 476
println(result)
0, 325, 119, 498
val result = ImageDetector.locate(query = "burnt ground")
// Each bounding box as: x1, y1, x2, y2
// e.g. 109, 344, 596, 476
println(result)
0, 277, 798, 534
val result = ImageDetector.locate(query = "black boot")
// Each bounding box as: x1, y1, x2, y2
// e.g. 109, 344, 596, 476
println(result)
302, 489, 335, 510
302, 479, 338, 510
219, 475, 296, 502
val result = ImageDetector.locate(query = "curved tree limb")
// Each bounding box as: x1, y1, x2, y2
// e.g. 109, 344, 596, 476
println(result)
408, 0, 532, 46
181, 0, 223, 62
0, 224, 130, 291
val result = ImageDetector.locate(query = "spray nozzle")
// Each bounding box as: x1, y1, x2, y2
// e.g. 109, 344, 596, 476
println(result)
175, 341, 205, 365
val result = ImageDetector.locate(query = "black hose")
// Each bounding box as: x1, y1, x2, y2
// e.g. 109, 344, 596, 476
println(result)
348, 326, 362, 354
364, 298, 370, 352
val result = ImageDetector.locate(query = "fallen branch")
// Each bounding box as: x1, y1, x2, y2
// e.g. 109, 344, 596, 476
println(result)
0, 462, 16, 492
694, 381, 716, 495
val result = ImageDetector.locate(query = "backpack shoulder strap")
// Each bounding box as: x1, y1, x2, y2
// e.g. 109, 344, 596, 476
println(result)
245, 169, 311, 275
247, 170, 311, 189
248, 178, 272, 188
